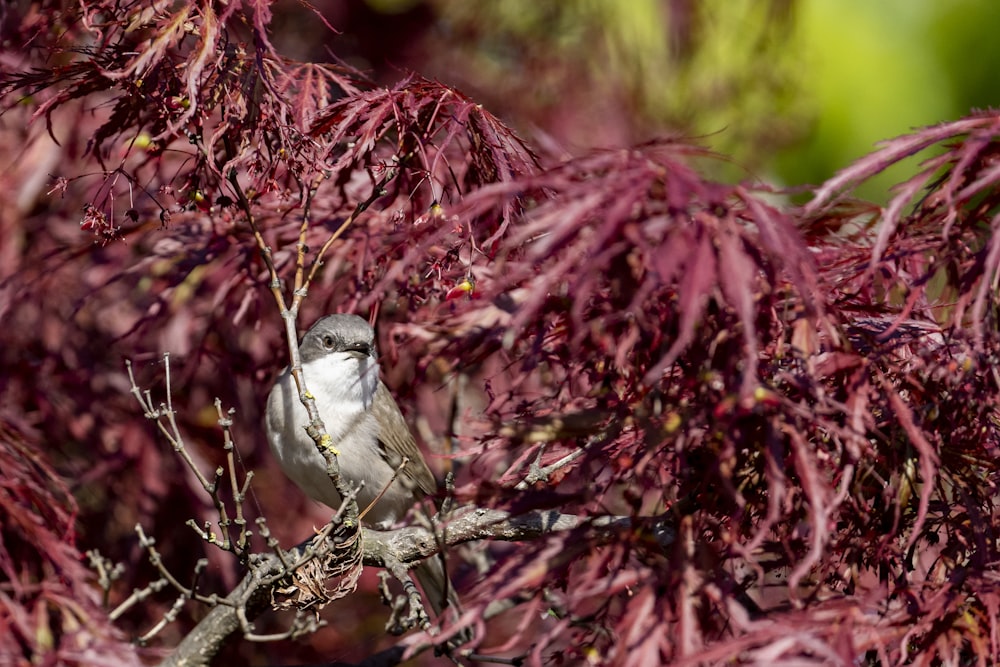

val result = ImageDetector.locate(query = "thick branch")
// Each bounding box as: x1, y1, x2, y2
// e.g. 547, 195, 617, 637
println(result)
157, 508, 663, 667
363, 508, 639, 568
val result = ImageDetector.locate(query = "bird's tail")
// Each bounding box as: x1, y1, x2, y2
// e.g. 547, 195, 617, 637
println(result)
413, 555, 461, 619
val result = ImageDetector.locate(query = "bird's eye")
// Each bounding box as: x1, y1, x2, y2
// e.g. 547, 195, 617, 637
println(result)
322, 335, 335, 349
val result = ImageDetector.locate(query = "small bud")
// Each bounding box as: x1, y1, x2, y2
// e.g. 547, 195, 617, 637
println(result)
445, 278, 477, 301
663, 412, 682, 434
188, 190, 210, 211
167, 95, 190, 110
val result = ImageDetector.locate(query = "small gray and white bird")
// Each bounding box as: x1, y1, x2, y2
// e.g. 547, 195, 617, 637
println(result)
266, 313, 457, 615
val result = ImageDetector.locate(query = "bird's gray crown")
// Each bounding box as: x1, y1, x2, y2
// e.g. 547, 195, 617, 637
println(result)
299, 314, 376, 364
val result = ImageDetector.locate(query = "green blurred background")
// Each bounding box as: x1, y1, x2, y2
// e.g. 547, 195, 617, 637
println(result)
276, 0, 1000, 202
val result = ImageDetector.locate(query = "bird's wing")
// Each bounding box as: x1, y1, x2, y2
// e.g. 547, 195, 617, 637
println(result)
372, 381, 438, 497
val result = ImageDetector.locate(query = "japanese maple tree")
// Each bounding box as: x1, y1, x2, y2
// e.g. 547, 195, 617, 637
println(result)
1, 1, 999, 666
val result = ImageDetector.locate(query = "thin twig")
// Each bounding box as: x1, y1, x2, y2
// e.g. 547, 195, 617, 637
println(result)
515, 447, 586, 491
292, 171, 326, 306
215, 398, 252, 553
359, 456, 409, 522
126, 358, 251, 557
226, 170, 285, 309
301, 166, 399, 300
86, 549, 124, 605
134, 525, 221, 607
109, 578, 168, 621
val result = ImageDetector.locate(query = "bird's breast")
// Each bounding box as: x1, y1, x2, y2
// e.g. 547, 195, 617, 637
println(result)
266, 369, 406, 524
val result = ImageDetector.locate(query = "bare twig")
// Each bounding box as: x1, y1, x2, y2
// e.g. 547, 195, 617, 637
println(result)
126, 357, 212, 491
126, 358, 251, 557
109, 578, 168, 622
215, 398, 253, 553
86, 549, 125, 605
360, 456, 409, 522
292, 172, 327, 305
138, 576, 201, 645
515, 445, 586, 491
225, 169, 285, 309
133, 525, 222, 608
301, 166, 397, 297
243, 612, 324, 643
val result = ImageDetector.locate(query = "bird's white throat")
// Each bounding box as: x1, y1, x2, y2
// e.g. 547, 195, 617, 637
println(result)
302, 352, 378, 410
301, 352, 378, 425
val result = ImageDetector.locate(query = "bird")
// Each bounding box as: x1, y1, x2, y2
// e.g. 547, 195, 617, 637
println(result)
265, 313, 458, 617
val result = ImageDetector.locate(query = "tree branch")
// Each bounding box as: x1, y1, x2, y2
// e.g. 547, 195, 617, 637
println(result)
157, 508, 667, 667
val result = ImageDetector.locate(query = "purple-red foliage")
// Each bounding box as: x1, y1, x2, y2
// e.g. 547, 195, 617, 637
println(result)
2, 1, 1000, 666
0, 417, 139, 666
